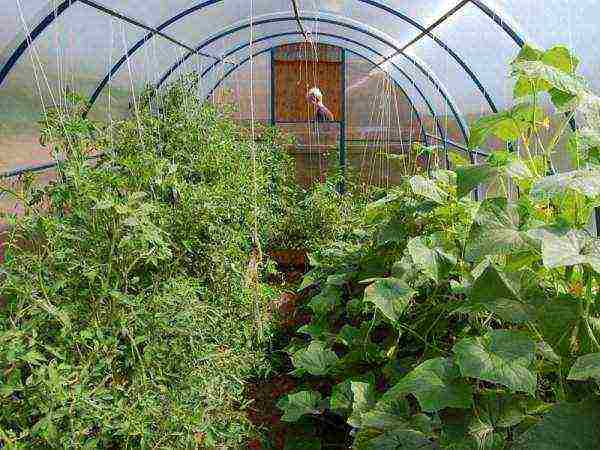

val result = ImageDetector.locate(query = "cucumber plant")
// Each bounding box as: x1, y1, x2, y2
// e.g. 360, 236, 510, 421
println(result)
276, 45, 600, 450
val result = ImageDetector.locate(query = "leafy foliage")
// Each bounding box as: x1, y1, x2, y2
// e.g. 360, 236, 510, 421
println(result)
277, 44, 600, 449
0, 76, 299, 448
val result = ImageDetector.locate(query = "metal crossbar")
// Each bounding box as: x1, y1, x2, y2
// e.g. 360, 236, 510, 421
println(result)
289, 0, 311, 43
372, 0, 470, 71
78, 0, 224, 62
0, 154, 103, 180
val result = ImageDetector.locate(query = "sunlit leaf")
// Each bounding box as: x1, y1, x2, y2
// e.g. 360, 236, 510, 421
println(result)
468, 104, 543, 150
348, 381, 377, 427
541, 229, 600, 273
409, 175, 447, 204
531, 168, 600, 199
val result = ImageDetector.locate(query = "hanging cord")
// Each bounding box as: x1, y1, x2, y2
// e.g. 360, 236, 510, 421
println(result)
367, 72, 387, 187
359, 68, 384, 187
246, 0, 264, 341
391, 78, 410, 175
15, 0, 74, 157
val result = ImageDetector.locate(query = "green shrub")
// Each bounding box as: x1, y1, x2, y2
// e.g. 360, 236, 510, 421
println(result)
0, 76, 290, 448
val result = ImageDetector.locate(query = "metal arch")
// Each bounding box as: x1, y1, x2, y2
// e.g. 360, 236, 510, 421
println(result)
161, 16, 469, 144
1, 0, 518, 112
470, 0, 577, 132
204, 41, 430, 148
0, 0, 74, 87
356, 0, 500, 112
469, 0, 525, 47
99, 15, 470, 145
195, 31, 446, 148
86, 0, 498, 123
90, 12, 467, 135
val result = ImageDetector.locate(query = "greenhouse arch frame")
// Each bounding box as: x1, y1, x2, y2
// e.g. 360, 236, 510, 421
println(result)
0, 0, 531, 142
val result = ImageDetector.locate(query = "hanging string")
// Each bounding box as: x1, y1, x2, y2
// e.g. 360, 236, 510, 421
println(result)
15, 0, 72, 157
247, 0, 264, 340
360, 67, 384, 187
120, 21, 144, 144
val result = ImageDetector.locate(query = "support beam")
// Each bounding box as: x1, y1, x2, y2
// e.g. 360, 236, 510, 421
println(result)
86, 3, 496, 135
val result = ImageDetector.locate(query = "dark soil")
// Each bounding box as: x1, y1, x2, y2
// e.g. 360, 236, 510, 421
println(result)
245, 248, 351, 449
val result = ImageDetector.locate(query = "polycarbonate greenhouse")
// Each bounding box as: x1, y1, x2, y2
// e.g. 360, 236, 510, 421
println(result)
2, 1, 598, 178
3, 2, 600, 449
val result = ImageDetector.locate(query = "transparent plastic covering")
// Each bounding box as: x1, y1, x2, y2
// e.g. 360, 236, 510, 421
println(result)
1, 0, 598, 172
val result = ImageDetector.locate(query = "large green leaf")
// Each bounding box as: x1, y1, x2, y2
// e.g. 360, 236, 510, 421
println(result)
512, 43, 545, 64
535, 294, 600, 357
277, 390, 322, 422
541, 45, 581, 73
453, 330, 537, 394
363, 278, 415, 322
354, 429, 435, 450
512, 45, 584, 110
465, 198, 531, 262
468, 104, 543, 150
330, 380, 353, 413
531, 169, 600, 200
360, 397, 412, 431
408, 236, 456, 283
308, 286, 341, 316
469, 263, 520, 302
348, 382, 377, 428
512, 61, 587, 98
384, 357, 473, 412
291, 341, 339, 376
336, 325, 361, 347
567, 353, 600, 381
512, 397, 600, 450
475, 391, 528, 430
456, 164, 497, 198
541, 229, 600, 273
463, 264, 533, 323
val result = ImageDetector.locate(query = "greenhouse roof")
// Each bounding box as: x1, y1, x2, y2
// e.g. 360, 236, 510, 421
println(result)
1, 1, 598, 169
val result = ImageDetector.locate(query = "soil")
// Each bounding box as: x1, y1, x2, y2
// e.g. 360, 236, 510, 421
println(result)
246, 248, 351, 449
